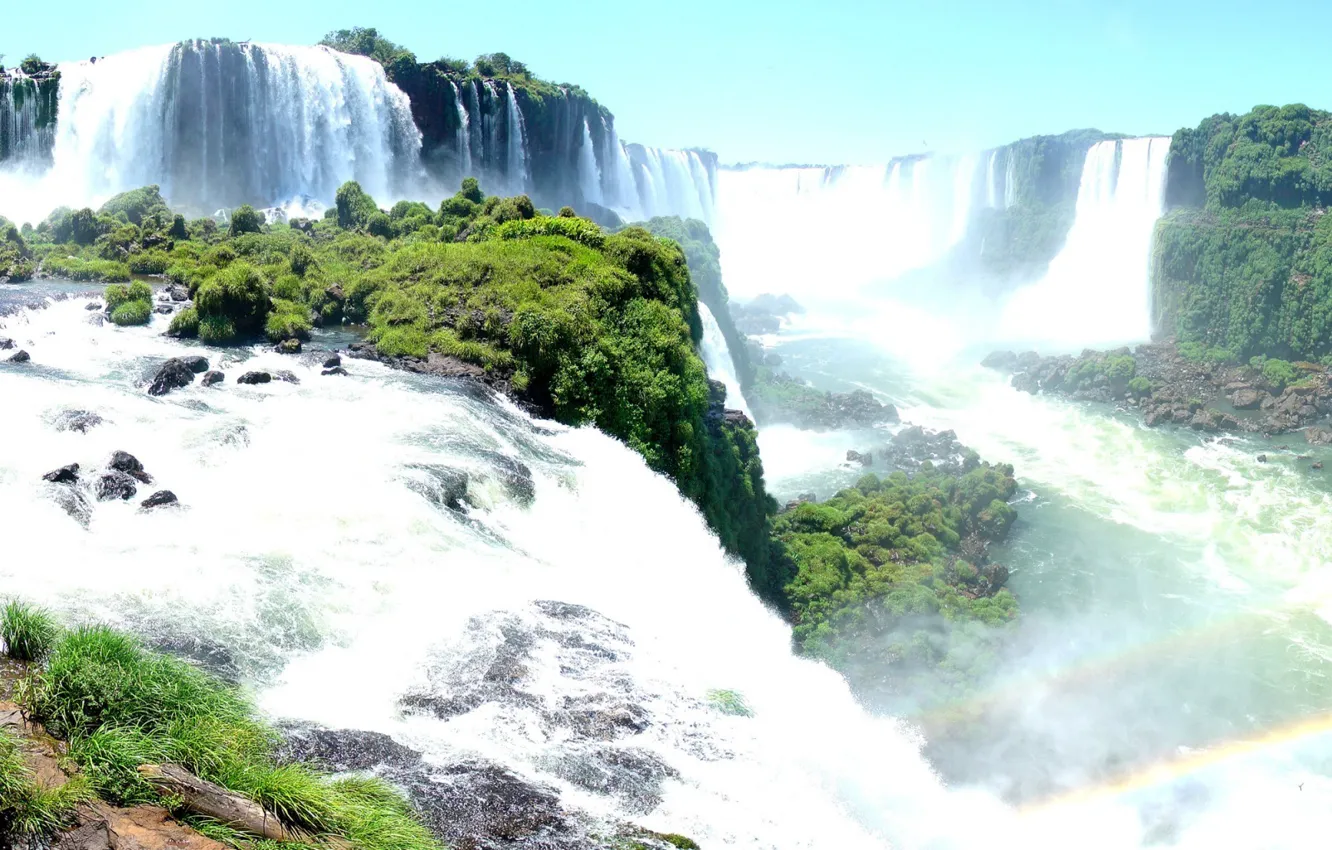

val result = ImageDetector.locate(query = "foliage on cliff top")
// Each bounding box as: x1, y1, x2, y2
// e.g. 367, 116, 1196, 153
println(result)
1169, 104, 1332, 211
7, 608, 439, 850
771, 463, 1019, 704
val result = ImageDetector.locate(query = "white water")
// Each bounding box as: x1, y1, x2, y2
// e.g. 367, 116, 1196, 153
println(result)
697, 303, 751, 418
714, 155, 981, 305
451, 81, 473, 180
504, 83, 529, 195
998, 137, 1170, 351
0, 72, 54, 169
1003, 150, 1017, 208
578, 118, 604, 206
0, 42, 422, 223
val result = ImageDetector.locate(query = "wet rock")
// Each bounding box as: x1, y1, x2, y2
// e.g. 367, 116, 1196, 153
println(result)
110, 451, 153, 483
140, 490, 178, 510
148, 358, 195, 396
276, 724, 423, 773
169, 284, 189, 302
275, 370, 300, 384
153, 304, 173, 315
846, 449, 873, 467
562, 700, 651, 741
405, 465, 471, 513
276, 338, 302, 354
1231, 388, 1263, 410
783, 492, 816, 511
178, 355, 209, 374
7, 349, 30, 363
84, 302, 101, 311
544, 744, 678, 814
0, 337, 12, 349
50, 486, 92, 528
42, 463, 80, 484
237, 371, 271, 385
95, 471, 138, 502
398, 760, 577, 850
322, 354, 342, 369
54, 410, 104, 434
981, 350, 1018, 371
321, 366, 348, 376
201, 370, 224, 387
1306, 427, 1332, 446
1257, 454, 1268, 463
483, 453, 536, 506
1315, 462, 1325, 471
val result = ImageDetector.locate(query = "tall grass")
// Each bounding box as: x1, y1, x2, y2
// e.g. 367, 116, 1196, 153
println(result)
0, 601, 61, 662
0, 729, 91, 839
27, 625, 438, 850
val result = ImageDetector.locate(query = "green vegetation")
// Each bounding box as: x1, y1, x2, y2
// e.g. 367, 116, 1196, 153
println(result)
0, 600, 59, 662
0, 728, 91, 841
705, 689, 754, 718
0, 604, 439, 850
770, 464, 1019, 705
105, 280, 154, 326
1155, 105, 1332, 361
0, 218, 34, 281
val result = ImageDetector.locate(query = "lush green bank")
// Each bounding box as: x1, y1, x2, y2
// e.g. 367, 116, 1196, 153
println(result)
1154, 104, 1332, 362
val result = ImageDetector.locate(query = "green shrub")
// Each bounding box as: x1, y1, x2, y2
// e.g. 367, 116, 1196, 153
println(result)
228, 205, 264, 237
198, 315, 238, 344
1261, 357, 1299, 389
706, 689, 753, 717
1127, 376, 1152, 395
98, 186, 171, 226
168, 307, 200, 338
110, 300, 152, 326
0, 729, 91, 838
335, 181, 379, 229
128, 250, 170, 275
0, 601, 60, 662
195, 262, 270, 341
265, 299, 312, 343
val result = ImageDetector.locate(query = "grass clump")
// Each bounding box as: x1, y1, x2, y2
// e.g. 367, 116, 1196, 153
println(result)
25, 625, 439, 850
0, 600, 61, 662
705, 689, 753, 718
168, 306, 200, 338
0, 729, 91, 840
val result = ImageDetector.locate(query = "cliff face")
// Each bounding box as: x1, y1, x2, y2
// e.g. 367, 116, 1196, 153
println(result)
1153, 104, 1332, 361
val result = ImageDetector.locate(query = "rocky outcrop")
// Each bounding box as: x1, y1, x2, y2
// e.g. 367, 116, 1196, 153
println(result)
985, 342, 1332, 437
140, 491, 178, 510
53, 410, 104, 434
236, 371, 271, 385
148, 358, 195, 396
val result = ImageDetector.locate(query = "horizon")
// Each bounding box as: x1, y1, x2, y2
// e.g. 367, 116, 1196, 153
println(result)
6, 0, 1332, 164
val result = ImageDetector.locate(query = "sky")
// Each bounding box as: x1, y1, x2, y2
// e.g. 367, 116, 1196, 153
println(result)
4, 0, 1330, 164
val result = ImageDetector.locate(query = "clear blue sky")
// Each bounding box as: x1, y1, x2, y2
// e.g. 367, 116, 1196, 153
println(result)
4, 0, 1326, 164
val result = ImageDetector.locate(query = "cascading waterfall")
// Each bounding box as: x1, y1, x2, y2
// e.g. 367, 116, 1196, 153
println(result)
504, 82, 529, 194
577, 118, 603, 206
985, 149, 1000, 209
0, 42, 422, 222
0, 72, 56, 168
1003, 149, 1017, 208
714, 155, 982, 307
451, 80, 472, 179
997, 137, 1171, 349
697, 303, 751, 417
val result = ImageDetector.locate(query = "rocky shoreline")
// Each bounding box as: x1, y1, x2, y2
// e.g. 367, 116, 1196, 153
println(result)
983, 343, 1332, 448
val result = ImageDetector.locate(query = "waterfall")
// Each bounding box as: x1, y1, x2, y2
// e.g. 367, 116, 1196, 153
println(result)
620, 145, 716, 223
985, 149, 999, 208
997, 137, 1171, 349
697, 303, 751, 417
0, 297, 1037, 850
0, 72, 56, 169
451, 81, 472, 179
600, 119, 642, 220
714, 155, 982, 306
577, 118, 603, 205
504, 82, 529, 194
1003, 149, 1017, 208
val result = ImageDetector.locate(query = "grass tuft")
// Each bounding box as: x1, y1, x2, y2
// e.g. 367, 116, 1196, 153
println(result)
0, 601, 61, 662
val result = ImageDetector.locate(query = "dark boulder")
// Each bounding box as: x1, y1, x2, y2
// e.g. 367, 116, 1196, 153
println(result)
277, 339, 302, 354
1231, 388, 1263, 410
7, 350, 30, 363
140, 490, 178, 509
276, 725, 423, 773
53, 410, 103, 434
95, 471, 138, 502
154, 304, 173, 315
148, 358, 195, 396
275, 370, 300, 384
846, 450, 873, 467
0, 337, 12, 350
178, 355, 209, 374
109, 451, 153, 483
321, 366, 348, 376
237, 371, 272, 385
169, 285, 189, 302
84, 302, 101, 311
42, 463, 80, 484
1257, 454, 1268, 463
322, 354, 342, 369
201, 370, 225, 387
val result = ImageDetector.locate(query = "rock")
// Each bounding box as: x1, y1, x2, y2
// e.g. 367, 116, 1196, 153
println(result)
154, 304, 173, 315
148, 358, 195, 396
325, 283, 345, 302
321, 366, 348, 376
276, 338, 301, 354
721, 408, 752, 429
54, 410, 104, 434
1306, 427, 1332, 446
169, 284, 189, 302
486, 453, 536, 506
0, 337, 12, 349
237, 371, 271, 385
178, 355, 209, 374
110, 451, 153, 483
42, 463, 80, 484
405, 465, 471, 513
981, 350, 1018, 371
84, 302, 101, 311
276, 725, 423, 773
846, 449, 873, 467
140, 491, 178, 510
275, 370, 300, 384
7, 349, 30, 363
62, 803, 227, 850
545, 744, 677, 814
1257, 454, 1268, 463
50, 486, 92, 527
1231, 388, 1263, 410
201, 370, 224, 387
322, 354, 342, 369
95, 471, 139, 502
1315, 462, 1325, 471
